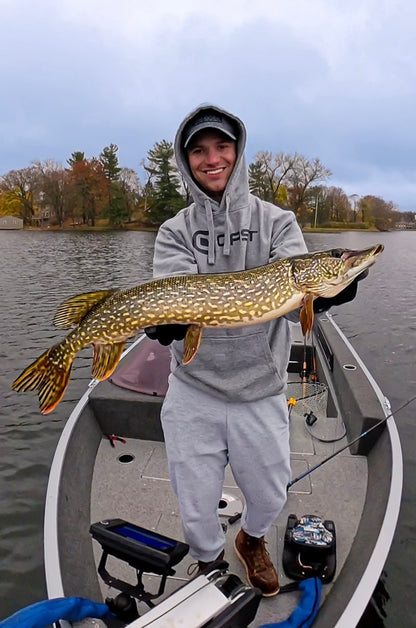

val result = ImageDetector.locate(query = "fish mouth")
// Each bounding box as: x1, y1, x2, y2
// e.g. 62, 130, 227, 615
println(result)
318, 244, 384, 296
341, 243, 384, 275
341, 243, 384, 264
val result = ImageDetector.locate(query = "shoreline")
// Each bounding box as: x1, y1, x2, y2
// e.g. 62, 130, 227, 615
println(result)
5, 224, 385, 234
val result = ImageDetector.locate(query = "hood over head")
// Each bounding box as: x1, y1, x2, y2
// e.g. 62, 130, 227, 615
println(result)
182, 109, 238, 148
174, 104, 249, 263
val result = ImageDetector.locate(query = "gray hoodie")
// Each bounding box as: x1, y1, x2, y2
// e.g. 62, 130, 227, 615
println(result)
152, 105, 307, 402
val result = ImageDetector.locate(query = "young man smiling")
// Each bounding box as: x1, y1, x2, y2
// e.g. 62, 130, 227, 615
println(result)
186, 129, 237, 202
145, 105, 362, 596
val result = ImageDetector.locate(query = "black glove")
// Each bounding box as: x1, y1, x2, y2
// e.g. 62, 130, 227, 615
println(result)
313, 269, 369, 314
144, 324, 190, 346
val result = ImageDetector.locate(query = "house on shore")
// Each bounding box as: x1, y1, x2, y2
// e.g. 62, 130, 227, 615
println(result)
0, 215, 23, 229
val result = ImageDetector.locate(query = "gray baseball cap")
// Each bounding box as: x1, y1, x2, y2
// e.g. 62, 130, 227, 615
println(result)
183, 110, 237, 148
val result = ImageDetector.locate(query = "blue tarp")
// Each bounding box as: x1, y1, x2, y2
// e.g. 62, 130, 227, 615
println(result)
258, 578, 322, 628
0, 597, 110, 628
1, 579, 321, 628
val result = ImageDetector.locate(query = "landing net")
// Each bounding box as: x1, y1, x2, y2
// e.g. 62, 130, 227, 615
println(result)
286, 381, 328, 421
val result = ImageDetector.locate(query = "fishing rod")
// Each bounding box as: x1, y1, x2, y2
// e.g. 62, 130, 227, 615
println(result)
287, 394, 416, 489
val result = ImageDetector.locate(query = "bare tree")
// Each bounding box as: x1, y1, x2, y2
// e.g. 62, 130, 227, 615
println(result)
249, 151, 295, 203
287, 155, 331, 223
119, 168, 142, 222
34, 160, 69, 227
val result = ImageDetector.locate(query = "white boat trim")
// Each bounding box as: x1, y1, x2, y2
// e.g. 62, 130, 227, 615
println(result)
44, 387, 91, 599
327, 315, 403, 627
43, 336, 147, 602
43, 321, 402, 627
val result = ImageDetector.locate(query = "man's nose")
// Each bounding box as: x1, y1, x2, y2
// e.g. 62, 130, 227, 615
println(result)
205, 148, 220, 164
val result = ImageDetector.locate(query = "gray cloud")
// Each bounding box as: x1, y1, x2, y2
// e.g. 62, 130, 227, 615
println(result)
0, 0, 415, 210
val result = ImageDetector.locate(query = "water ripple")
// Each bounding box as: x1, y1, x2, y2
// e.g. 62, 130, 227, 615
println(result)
0, 229, 415, 623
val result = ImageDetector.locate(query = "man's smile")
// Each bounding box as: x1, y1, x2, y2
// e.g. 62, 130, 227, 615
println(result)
205, 168, 225, 176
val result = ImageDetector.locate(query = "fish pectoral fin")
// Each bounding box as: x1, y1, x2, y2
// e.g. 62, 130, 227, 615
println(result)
300, 293, 315, 337
92, 341, 126, 380
54, 290, 118, 329
182, 324, 203, 365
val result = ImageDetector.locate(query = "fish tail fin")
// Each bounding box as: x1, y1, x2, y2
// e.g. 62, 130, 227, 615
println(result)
12, 344, 74, 414
92, 341, 126, 380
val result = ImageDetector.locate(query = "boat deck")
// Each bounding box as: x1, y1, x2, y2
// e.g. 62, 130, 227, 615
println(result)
89, 378, 367, 625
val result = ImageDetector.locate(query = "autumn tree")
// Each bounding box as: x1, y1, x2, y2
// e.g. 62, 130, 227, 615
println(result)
0, 167, 40, 224
0, 188, 22, 216
309, 186, 350, 225
67, 158, 108, 226
358, 196, 398, 231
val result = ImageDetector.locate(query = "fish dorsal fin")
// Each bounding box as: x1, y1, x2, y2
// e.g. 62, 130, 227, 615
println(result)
183, 324, 203, 365
54, 290, 117, 328
92, 341, 126, 380
300, 293, 315, 337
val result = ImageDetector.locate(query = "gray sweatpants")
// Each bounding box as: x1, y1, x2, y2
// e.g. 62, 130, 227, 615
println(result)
161, 375, 290, 562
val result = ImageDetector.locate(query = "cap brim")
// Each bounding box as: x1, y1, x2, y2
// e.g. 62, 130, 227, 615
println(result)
184, 123, 236, 148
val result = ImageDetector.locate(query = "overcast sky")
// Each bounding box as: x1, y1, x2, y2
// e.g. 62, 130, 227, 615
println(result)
1, 0, 415, 211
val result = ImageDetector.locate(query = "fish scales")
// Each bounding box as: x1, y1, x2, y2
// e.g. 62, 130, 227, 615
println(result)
74, 258, 296, 335
12, 244, 383, 414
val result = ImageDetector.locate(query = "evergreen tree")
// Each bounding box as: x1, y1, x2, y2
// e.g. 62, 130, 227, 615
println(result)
248, 160, 268, 199
105, 181, 131, 227
99, 144, 121, 181
99, 144, 128, 225
144, 140, 184, 223
67, 151, 86, 168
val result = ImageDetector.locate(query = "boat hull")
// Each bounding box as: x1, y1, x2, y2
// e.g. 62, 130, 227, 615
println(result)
44, 316, 402, 627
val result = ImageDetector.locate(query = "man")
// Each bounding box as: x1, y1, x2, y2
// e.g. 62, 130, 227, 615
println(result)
145, 105, 361, 596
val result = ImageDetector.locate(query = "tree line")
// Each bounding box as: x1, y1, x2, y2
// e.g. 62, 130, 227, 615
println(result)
0, 141, 411, 231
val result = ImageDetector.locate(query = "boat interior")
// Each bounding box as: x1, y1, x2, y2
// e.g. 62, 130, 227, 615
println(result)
46, 316, 397, 627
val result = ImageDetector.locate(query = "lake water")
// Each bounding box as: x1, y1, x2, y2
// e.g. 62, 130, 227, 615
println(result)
0, 229, 415, 625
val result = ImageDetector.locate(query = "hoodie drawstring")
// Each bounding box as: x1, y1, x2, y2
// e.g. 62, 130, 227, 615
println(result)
204, 194, 232, 264
205, 199, 216, 265
223, 193, 231, 257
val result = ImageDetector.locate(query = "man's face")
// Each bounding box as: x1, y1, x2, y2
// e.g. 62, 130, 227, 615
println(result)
187, 129, 237, 201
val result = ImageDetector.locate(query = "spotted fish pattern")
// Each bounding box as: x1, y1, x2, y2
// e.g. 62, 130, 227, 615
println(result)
12, 244, 383, 414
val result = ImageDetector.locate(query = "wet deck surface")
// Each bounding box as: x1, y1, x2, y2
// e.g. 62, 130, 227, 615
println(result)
89, 389, 367, 626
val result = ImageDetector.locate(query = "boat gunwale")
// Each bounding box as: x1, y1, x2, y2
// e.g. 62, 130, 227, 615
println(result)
325, 314, 403, 627
43, 337, 147, 605
43, 321, 403, 627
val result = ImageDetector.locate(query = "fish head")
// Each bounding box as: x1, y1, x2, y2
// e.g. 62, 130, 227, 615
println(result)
292, 244, 384, 298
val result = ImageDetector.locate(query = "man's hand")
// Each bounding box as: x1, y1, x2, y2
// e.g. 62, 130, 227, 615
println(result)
145, 324, 190, 346
313, 269, 369, 314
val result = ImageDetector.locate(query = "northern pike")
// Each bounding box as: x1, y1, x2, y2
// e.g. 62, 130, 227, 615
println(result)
12, 244, 383, 414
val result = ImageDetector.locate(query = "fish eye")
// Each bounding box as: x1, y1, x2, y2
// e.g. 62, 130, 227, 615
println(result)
330, 249, 343, 258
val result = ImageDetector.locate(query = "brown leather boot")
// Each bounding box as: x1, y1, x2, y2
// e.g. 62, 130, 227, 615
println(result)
234, 529, 279, 597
